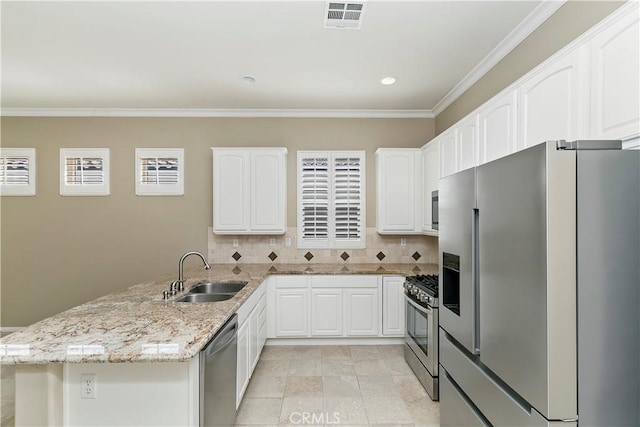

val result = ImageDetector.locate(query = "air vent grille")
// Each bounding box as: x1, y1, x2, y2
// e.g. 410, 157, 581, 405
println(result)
324, 1, 365, 29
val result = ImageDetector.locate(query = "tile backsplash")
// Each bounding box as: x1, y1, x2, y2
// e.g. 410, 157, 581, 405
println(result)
208, 227, 438, 264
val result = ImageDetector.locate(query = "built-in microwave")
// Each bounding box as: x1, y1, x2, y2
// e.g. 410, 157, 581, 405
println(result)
432, 190, 439, 230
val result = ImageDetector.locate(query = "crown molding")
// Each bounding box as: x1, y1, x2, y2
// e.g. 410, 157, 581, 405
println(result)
0, 108, 434, 119
432, 0, 567, 116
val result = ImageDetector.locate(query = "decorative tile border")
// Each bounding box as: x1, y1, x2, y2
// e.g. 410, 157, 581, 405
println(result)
208, 227, 438, 264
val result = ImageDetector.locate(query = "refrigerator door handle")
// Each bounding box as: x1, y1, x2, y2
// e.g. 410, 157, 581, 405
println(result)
472, 208, 480, 354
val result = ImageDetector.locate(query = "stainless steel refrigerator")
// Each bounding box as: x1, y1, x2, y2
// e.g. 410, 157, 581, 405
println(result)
438, 140, 640, 427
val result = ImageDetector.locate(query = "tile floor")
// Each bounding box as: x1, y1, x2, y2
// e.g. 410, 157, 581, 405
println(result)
0, 345, 439, 427
235, 345, 439, 426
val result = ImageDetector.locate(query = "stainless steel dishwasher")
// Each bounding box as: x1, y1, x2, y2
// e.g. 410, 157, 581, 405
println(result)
200, 314, 237, 427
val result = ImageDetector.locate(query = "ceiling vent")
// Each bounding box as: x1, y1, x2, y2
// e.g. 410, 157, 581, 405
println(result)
324, 1, 365, 30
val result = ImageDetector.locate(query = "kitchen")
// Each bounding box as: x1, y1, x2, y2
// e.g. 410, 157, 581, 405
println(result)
1, 1, 639, 426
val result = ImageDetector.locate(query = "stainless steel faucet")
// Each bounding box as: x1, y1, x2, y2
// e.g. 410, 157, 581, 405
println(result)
174, 251, 211, 292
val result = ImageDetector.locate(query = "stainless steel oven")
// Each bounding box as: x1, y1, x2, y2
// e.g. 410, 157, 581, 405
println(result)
404, 275, 439, 400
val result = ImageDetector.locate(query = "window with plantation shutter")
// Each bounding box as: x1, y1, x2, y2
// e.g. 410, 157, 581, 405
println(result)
0, 148, 36, 196
298, 151, 365, 249
59, 148, 109, 196
135, 148, 184, 196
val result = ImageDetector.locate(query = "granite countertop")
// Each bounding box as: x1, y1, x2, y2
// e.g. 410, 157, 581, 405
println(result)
0, 263, 436, 364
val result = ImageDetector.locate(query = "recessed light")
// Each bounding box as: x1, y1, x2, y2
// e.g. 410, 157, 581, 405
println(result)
242, 76, 256, 84
380, 77, 396, 85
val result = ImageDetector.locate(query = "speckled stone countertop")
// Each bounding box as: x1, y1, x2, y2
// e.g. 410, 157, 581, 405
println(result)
0, 263, 437, 364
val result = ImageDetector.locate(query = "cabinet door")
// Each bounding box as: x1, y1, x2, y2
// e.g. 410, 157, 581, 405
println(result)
589, 9, 640, 140
457, 114, 479, 171
249, 307, 259, 372
479, 90, 518, 164
311, 289, 343, 336
258, 305, 267, 351
376, 149, 421, 233
519, 49, 585, 150
250, 150, 286, 233
382, 277, 406, 336
213, 150, 249, 232
236, 320, 250, 409
275, 289, 309, 337
421, 141, 440, 233
439, 129, 458, 178
344, 288, 379, 336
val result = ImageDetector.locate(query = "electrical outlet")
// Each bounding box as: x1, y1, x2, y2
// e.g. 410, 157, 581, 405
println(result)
232, 239, 239, 248
269, 238, 276, 247
81, 374, 96, 399
285, 237, 292, 247
400, 238, 407, 247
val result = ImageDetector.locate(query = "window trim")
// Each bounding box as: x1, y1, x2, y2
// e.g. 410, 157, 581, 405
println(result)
297, 150, 366, 249
135, 148, 184, 196
59, 148, 110, 196
0, 148, 36, 196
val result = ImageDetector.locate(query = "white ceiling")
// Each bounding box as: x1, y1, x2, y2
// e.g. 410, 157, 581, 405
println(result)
1, 1, 552, 115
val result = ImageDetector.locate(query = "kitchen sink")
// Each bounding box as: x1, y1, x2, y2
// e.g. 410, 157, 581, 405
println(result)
175, 293, 235, 303
188, 281, 246, 294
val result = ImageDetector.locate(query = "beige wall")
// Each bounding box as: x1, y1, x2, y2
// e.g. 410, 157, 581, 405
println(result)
435, 0, 626, 134
0, 117, 433, 326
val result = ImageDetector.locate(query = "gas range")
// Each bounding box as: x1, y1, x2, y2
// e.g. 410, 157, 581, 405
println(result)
403, 274, 439, 308
403, 273, 440, 400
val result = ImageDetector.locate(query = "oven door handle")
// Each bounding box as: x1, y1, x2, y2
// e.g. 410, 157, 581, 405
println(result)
406, 296, 432, 315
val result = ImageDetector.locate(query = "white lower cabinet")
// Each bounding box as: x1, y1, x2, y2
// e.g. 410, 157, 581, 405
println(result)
275, 289, 309, 337
344, 288, 379, 336
270, 275, 385, 338
236, 320, 250, 408
311, 289, 343, 336
382, 276, 406, 336
236, 282, 267, 408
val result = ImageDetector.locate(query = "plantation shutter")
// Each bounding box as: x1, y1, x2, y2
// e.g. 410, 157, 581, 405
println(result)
333, 155, 362, 242
140, 157, 179, 185
1, 156, 30, 186
300, 154, 330, 244
298, 151, 365, 249
0, 148, 36, 196
135, 148, 184, 196
60, 148, 110, 196
65, 157, 104, 185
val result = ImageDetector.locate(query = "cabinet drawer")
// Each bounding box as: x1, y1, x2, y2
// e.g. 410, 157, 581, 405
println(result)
310, 275, 378, 288
274, 275, 309, 288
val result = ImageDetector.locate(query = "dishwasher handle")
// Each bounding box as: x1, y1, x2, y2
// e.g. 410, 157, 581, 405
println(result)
202, 314, 237, 360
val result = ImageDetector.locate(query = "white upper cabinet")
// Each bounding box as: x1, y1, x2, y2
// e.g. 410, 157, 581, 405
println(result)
479, 89, 518, 164
212, 148, 287, 234
376, 149, 422, 234
457, 114, 480, 172
589, 8, 640, 140
421, 141, 440, 234
250, 150, 287, 232
439, 129, 458, 178
518, 48, 586, 150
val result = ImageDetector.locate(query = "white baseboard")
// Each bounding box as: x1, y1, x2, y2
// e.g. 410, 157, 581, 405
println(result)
265, 337, 404, 346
